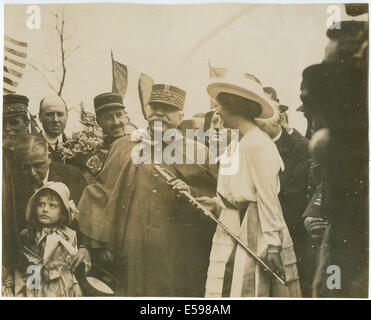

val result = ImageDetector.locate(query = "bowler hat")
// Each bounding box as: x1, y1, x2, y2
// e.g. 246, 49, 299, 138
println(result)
263, 87, 289, 113
94, 92, 125, 114
278, 104, 289, 113
299, 62, 365, 116
299, 63, 338, 109
345, 4, 368, 16
149, 84, 186, 110
296, 104, 305, 112
263, 87, 279, 103
3, 94, 29, 118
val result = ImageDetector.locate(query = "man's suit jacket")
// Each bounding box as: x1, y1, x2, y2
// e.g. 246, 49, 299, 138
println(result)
275, 128, 311, 241
14, 161, 87, 232
290, 128, 305, 140
40, 132, 68, 163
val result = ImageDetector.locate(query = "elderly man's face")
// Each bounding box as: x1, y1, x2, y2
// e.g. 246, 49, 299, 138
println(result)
147, 103, 183, 133
3, 115, 29, 149
17, 145, 51, 189
97, 107, 127, 139
39, 103, 67, 138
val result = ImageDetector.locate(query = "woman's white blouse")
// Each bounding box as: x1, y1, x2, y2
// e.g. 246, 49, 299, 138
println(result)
217, 126, 286, 247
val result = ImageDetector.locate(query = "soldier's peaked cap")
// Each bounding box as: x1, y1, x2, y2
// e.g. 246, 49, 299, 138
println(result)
3, 93, 29, 118
149, 84, 186, 110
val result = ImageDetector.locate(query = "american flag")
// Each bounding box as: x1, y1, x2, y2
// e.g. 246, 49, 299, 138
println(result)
3, 35, 28, 94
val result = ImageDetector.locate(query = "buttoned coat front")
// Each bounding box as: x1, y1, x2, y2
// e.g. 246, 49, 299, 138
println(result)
77, 134, 218, 297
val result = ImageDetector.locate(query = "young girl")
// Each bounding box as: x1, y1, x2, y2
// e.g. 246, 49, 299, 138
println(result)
15, 182, 84, 297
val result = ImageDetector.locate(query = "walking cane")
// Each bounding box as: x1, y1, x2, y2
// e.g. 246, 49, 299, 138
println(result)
154, 165, 287, 286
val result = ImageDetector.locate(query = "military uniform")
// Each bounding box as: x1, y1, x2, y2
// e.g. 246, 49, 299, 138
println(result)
2, 94, 30, 296
84, 92, 128, 182
77, 85, 218, 297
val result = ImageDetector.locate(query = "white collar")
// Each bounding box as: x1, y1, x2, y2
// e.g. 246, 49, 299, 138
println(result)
272, 128, 283, 142
288, 127, 294, 135
42, 131, 64, 146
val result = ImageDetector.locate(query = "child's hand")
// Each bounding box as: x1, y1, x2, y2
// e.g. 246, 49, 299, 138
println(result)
70, 247, 91, 274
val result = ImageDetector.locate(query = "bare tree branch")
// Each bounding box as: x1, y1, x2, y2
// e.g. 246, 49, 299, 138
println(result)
58, 6, 67, 97
31, 4, 86, 109
28, 62, 58, 94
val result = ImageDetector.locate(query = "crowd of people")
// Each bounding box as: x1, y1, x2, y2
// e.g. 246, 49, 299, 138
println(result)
2, 11, 368, 298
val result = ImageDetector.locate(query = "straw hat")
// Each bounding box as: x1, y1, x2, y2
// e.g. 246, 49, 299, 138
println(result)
207, 71, 274, 119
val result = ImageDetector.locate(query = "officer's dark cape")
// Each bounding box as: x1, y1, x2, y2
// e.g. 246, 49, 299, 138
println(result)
77, 134, 218, 248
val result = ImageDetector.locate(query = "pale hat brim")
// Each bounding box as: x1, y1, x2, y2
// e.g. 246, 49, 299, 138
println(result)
207, 81, 274, 119
25, 182, 71, 223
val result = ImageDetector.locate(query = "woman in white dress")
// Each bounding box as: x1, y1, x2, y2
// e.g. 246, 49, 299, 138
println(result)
197, 73, 301, 297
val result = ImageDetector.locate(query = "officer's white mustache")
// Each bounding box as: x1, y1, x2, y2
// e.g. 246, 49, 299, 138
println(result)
149, 118, 169, 123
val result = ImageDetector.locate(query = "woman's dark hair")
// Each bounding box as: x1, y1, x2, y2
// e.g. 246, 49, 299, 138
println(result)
23, 189, 69, 245
216, 92, 262, 120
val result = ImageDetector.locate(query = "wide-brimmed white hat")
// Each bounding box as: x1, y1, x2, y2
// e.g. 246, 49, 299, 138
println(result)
207, 71, 274, 119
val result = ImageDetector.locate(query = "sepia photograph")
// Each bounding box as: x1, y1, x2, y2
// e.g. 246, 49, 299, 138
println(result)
1, 1, 369, 300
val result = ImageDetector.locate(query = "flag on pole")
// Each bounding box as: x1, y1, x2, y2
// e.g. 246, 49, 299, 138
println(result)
138, 72, 154, 120
3, 35, 28, 94
111, 51, 154, 128
112, 53, 128, 97
208, 62, 227, 110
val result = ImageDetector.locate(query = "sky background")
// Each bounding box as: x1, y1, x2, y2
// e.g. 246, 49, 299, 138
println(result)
4, 2, 368, 134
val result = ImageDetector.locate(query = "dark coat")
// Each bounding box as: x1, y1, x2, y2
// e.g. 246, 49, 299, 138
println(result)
275, 127, 311, 294
14, 161, 87, 233
77, 135, 218, 297
2, 149, 18, 273
38, 131, 68, 163
290, 128, 306, 140
275, 128, 311, 235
